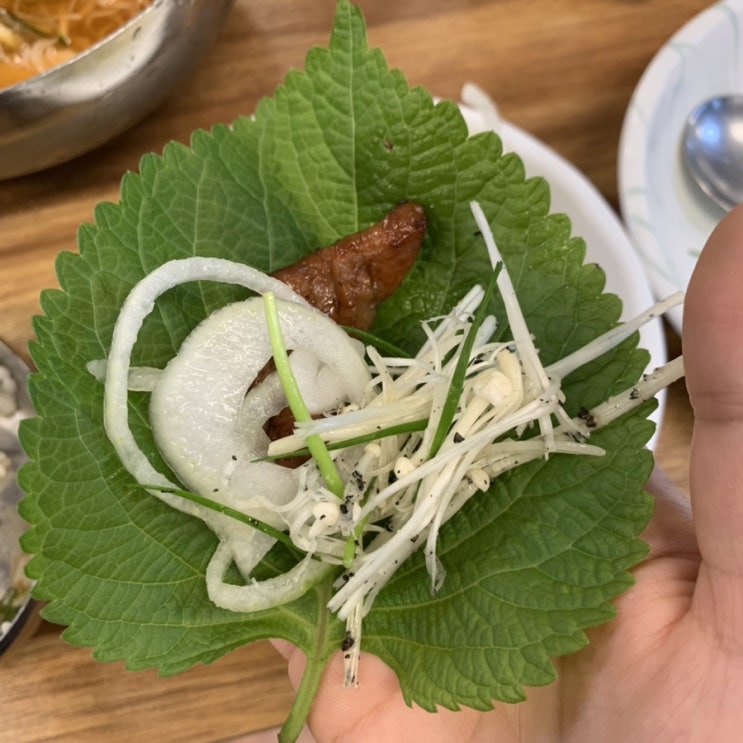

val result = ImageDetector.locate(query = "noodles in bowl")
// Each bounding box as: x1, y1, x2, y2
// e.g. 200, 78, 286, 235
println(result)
0, 0, 232, 180
0, 0, 152, 90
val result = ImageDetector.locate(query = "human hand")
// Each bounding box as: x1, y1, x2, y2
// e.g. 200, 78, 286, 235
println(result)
274, 204, 743, 742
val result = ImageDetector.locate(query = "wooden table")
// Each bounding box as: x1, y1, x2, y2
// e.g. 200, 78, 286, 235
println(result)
0, 0, 707, 740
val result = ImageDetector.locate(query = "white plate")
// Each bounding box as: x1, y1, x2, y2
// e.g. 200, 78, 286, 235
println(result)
460, 104, 667, 445
618, 0, 743, 332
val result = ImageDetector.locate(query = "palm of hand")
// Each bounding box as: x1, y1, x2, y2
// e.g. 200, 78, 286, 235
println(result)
289, 485, 739, 743
279, 206, 743, 743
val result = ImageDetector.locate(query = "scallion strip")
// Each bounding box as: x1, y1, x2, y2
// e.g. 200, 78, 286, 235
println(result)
429, 262, 502, 456
263, 292, 345, 498
257, 418, 428, 462
144, 484, 302, 553
341, 326, 412, 358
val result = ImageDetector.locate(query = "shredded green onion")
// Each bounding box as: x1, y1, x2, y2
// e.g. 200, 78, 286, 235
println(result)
99, 204, 685, 695
429, 262, 502, 456
257, 419, 429, 462
144, 484, 302, 553
342, 327, 412, 358
263, 291, 345, 498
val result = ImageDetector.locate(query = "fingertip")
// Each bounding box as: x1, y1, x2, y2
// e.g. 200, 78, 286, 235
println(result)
681, 204, 743, 583
684, 204, 743, 325
269, 639, 308, 691
687, 203, 743, 286
270, 638, 297, 660
683, 204, 743, 421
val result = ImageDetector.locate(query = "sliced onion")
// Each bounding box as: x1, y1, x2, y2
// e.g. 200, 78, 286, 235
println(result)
103, 256, 311, 517
206, 539, 332, 613
149, 294, 370, 607
149, 296, 369, 523
102, 256, 369, 612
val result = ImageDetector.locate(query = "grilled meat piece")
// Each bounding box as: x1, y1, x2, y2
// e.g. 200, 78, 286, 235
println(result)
264, 202, 426, 461
271, 202, 426, 331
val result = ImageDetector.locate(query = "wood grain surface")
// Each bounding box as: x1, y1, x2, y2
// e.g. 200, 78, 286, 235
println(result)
0, 1, 710, 740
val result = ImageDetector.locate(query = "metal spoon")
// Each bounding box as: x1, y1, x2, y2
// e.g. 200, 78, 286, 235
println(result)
682, 94, 743, 212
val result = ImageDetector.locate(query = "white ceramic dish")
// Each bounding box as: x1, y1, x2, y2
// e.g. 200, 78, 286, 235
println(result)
460, 104, 667, 444
618, 0, 743, 332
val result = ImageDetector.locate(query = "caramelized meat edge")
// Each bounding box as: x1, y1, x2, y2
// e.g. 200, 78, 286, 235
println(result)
263, 203, 427, 460
271, 202, 426, 332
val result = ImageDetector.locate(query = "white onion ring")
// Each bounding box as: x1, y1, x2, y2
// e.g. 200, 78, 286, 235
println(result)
102, 257, 368, 612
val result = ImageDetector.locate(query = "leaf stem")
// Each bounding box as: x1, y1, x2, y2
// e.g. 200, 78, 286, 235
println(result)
264, 292, 345, 498
278, 581, 336, 743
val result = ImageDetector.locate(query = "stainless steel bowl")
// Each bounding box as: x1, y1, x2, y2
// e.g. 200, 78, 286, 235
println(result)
0, 0, 234, 180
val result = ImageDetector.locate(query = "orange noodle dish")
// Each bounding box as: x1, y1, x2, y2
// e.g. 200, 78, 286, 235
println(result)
0, 0, 152, 89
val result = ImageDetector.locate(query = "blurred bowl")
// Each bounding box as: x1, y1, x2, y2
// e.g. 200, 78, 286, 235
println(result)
618, 0, 743, 333
0, 0, 234, 181
0, 340, 36, 660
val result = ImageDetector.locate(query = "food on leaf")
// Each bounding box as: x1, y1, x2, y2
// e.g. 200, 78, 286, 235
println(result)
272, 201, 426, 331
18, 2, 684, 740
265, 201, 426, 451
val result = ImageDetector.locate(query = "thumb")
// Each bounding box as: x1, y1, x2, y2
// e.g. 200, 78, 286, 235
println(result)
683, 204, 743, 588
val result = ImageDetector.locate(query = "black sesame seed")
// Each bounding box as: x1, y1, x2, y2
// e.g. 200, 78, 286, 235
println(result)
341, 632, 355, 651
